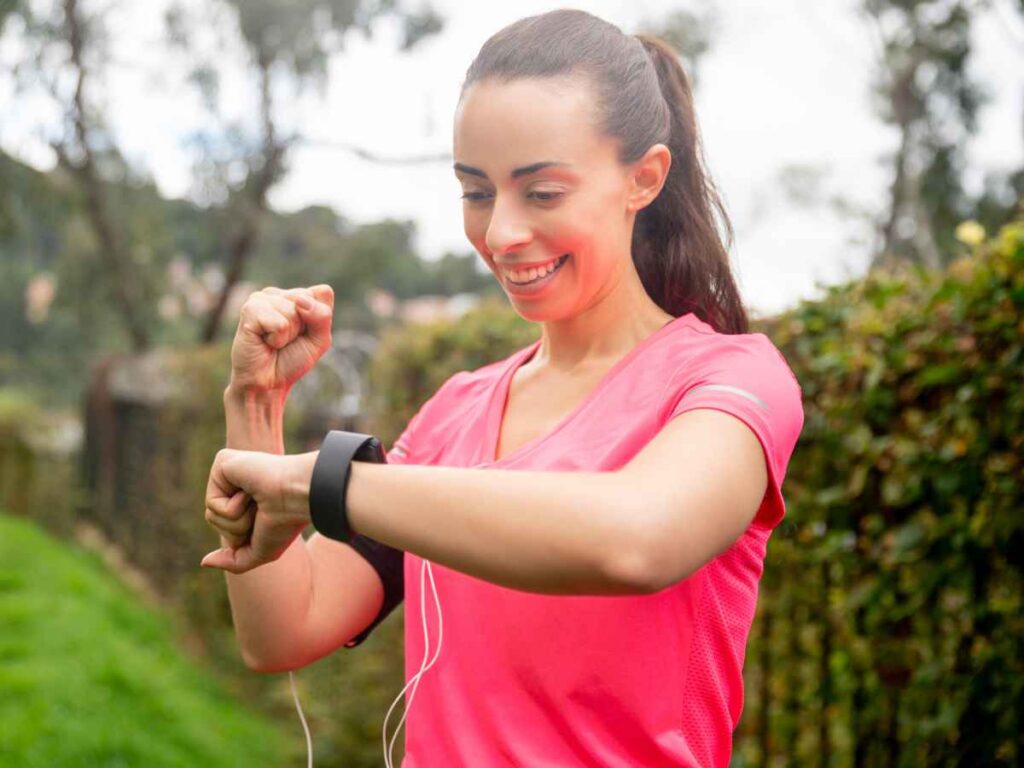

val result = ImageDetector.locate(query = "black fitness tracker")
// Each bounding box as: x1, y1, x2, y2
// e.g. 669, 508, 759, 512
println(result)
309, 430, 386, 543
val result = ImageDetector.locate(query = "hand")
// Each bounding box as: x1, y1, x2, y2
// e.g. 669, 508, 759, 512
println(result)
201, 448, 319, 574
228, 284, 334, 395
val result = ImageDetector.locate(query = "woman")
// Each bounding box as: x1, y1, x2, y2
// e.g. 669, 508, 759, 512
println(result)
201, 9, 804, 767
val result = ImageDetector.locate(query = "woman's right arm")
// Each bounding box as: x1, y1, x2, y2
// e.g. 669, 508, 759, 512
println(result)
221, 384, 386, 673
215, 284, 385, 673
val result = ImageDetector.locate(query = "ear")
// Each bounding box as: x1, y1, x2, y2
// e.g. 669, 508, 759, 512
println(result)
625, 143, 671, 213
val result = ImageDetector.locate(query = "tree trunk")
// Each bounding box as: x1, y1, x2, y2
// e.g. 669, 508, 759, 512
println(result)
63, 0, 150, 352
199, 54, 283, 344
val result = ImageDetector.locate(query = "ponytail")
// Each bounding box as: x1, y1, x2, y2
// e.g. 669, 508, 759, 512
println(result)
632, 35, 748, 334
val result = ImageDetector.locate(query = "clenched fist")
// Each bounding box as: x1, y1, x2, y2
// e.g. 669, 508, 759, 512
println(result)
201, 448, 318, 574
229, 284, 335, 394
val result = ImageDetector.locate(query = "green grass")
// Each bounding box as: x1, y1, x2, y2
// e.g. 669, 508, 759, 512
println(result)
0, 513, 294, 767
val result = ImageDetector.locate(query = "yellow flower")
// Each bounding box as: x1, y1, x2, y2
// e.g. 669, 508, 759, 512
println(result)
954, 220, 986, 246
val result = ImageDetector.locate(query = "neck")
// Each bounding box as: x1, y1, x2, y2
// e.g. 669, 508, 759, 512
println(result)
532, 257, 674, 374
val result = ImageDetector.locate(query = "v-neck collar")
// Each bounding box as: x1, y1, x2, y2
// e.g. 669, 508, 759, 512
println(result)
478, 313, 696, 467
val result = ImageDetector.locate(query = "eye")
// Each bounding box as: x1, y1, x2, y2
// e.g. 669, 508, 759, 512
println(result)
459, 190, 564, 203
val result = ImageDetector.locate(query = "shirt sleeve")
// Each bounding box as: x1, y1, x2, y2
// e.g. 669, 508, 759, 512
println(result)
342, 405, 427, 649
665, 335, 804, 530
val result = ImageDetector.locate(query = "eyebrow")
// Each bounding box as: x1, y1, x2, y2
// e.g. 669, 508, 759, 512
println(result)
453, 161, 572, 181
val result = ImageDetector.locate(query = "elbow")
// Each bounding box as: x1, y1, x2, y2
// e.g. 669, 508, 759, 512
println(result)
599, 492, 672, 595
603, 535, 668, 595
242, 648, 275, 674
604, 512, 688, 595
242, 647, 302, 675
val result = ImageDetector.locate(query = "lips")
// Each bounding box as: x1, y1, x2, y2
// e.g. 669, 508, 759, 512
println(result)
502, 254, 570, 285
498, 254, 571, 297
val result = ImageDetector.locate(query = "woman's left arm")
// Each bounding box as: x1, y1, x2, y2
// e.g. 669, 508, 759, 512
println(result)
346, 408, 768, 596
201, 408, 768, 595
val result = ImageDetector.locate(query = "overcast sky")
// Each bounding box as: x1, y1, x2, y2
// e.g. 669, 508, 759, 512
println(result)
1, 0, 1021, 317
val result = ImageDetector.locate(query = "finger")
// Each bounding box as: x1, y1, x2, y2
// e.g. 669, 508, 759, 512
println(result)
309, 284, 334, 310
294, 298, 332, 349
240, 301, 293, 350
264, 287, 319, 319
253, 296, 301, 349
207, 496, 256, 549
264, 286, 314, 300
205, 503, 255, 539
263, 291, 306, 319
206, 489, 250, 520
262, 294, 306, 344
200, 547, 236, 571
206, 461, 239, 511
200, 543, 259, 574
206, 449, 257, 508
211, 526, 250, 550
263, 288, 328, 324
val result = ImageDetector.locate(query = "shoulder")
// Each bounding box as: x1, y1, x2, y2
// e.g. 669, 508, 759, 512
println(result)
658, 320, 805, 456
660, 316, 802, 395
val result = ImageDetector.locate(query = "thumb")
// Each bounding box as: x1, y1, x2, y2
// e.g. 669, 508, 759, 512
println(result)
200, 545, 257, 574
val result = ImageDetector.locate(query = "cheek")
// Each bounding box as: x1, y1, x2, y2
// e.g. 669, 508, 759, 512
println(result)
462, 215, 493, 267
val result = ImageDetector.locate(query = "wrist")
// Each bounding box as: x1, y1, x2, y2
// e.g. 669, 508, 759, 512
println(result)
308, 432, 385, 542
224, 381, 289, 409
286, 451, 319, 526
223, 383, 288, 453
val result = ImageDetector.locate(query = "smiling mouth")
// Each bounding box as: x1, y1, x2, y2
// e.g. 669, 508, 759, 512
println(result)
503, 254, 570, 285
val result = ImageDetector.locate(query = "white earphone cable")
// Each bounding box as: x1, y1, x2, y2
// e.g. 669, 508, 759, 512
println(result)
384, 558, 443, 768
288, 669, 314, 768
287, 557, 443, 768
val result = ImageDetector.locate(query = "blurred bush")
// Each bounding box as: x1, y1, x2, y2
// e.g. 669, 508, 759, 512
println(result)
365, 294, 538, 444
0, 388, 84, 537
738, 211, 1023, 766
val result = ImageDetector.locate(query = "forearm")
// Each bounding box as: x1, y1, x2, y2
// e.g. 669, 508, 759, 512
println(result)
220, 384, 313, 668
345, 462, 652, 596
224, 382, 288, 454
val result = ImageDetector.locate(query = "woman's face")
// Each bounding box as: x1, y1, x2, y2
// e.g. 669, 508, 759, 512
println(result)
453, 75, 658, 323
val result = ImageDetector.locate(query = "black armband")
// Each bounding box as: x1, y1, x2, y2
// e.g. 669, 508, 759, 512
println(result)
309, 430, 386, 543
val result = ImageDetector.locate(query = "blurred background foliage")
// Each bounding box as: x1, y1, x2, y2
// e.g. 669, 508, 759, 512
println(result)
3, 213, 1020, 766
1, 0, 1022, 765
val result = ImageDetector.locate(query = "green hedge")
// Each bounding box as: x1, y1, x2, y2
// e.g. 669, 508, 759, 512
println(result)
737, 214, 1023, 766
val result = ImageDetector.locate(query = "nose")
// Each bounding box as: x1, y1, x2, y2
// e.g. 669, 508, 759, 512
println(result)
483, 193, 533, 259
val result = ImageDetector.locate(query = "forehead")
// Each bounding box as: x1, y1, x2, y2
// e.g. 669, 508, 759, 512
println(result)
453, 76, 610, 174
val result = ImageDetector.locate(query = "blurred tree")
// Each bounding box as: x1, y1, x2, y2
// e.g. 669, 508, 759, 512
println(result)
164, 0, 445, 344
0, 0, 26, 42
861, 0, 1022, 270
6, 0, 160, 351
768, 1, 1022, 275
633, 2, 719, 89
428, 251, 497, 297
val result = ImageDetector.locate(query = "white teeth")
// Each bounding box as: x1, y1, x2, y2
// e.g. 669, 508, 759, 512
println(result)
507, 256, 564, 284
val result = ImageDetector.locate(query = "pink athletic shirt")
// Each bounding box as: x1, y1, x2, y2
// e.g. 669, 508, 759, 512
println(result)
384, 311, 804, 767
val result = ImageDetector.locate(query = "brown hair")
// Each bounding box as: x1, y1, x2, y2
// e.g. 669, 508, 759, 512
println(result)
460, 8, 749, 334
